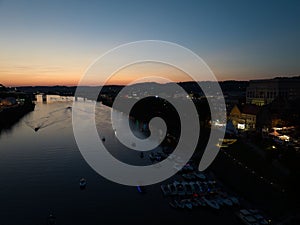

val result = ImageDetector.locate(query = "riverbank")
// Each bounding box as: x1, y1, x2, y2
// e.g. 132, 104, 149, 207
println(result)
94, 100, 298, 223
209, 142, 299, 224
0, 102, 35, 131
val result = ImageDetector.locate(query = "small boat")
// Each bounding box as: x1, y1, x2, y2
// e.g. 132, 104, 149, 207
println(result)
169, 201, 178, 209
194, 171, 207, 180
174, 200, 185, 209
215, 197, 225, 207
149, 153, 155, 161
222, 198, 233, 206
190, 182, 200, 194
229, 196, 240, 205
182, 173, 196, 180
182, 164, 194, 172
195, 198, 206, 206
202, 197, 220, 210
137, 185, 145, 193
160, 184, 171, 196
182, 181, 193, 195
174, 181, 185, 196
79, 178, 87, 189
190, 198, 199, 207
167, 183, 177, 195
47, 213, 56, 225
182, 199, 193, 209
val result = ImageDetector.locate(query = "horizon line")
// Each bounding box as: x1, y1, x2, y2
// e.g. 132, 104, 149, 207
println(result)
4, 75, 298, 88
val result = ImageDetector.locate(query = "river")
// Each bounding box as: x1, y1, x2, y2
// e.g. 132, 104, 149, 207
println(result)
0, 100, 239, 225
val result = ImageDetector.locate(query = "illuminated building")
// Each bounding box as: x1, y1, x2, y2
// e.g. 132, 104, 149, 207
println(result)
229, 104, 260, 130
246, 76, 300, 106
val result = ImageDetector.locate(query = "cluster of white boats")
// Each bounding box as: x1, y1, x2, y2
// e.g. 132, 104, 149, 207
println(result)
236, 209, 271, 225
161, 171, 240, 210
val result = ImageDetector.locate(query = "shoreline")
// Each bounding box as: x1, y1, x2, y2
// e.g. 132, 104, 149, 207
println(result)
0, 102, 35, 131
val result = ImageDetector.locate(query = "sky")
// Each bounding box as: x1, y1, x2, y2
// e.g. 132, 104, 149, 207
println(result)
0, 0, 299, 86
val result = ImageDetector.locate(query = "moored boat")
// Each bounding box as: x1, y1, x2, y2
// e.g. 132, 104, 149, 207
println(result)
137, 185, 145, 193
202, 197, 220, 210
190, 182, 200, 194
174, 199, 185, 209
167, 183, 177, 195
222, 198, 233, 206
174, 181, 185, 196
229, 196, 240, 205
183, 182, 193, 195
79, 178, 87, 189
169, 201, 178, 209
47, 212, 56, 225
194, 171, 207, 180
195, 198, 206, 206
181, 199, 193, 209
190, 198, 199, 207
161, 184, 171, 196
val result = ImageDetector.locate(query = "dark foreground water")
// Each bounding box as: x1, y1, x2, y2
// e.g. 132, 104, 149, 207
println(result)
0, 102, 239, 225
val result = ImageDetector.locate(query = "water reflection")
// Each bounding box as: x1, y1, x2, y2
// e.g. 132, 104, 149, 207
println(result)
0, 99, 241, 225
24, 106, 72, 132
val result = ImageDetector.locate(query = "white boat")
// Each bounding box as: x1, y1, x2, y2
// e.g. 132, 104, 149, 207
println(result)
182, 164, 194, 172
229, 196, 240, 205
189, 182, 200, 194
181, 199, 193, 209
182, 173, 196, 180
174, 200, 185, 209
190, 198, 199, 207
195, 181, 204, 193
215, 197, 225, 207
222, 198, 233, 206
174, 181, 185, 196
47, 213, 56, 225
236, 209, 264, 225
202, 197, 220, 210
79, 178, 87, 189
160, 184, 171, 196
137, 185, 145, 193
149, 153, 155, 161
194, 171, 206, 180
167, 183, 177, 195
182, 181, 193, 195
195, 198, 206, 206
169, 201, 178, 209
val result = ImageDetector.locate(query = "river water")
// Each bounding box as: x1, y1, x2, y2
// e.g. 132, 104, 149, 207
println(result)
0, 101, 239, 225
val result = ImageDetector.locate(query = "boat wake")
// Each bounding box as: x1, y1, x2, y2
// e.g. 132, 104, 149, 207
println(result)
24, 106, 72, 132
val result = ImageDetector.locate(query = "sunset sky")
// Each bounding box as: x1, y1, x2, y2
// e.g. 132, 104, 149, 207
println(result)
0, 0, 299, 86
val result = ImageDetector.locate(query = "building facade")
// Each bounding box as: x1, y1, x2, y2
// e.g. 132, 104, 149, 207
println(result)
246, 77, 300, 106
229, 104, 260, 131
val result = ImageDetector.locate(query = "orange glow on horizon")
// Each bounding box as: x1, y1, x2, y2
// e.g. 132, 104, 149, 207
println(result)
0, 74, 82, 87
1, 60, 274, 87
1, 62, 194, 87
102, 62, 193, 86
